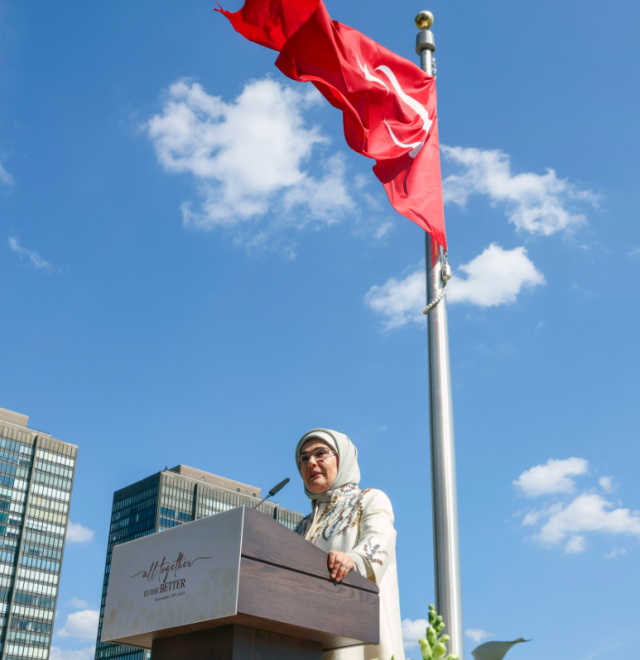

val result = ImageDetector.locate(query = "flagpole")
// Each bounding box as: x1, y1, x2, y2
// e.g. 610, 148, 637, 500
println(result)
415, 11, 464, 659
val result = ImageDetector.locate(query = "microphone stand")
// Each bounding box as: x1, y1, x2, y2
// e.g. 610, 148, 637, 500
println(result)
254, 477, 290, 509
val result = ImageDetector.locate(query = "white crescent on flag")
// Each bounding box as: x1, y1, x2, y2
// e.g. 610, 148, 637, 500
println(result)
356, 55, 433, 158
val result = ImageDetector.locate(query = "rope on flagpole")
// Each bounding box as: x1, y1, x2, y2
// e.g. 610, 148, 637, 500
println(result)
423, 250, 451, 315
423, 280, 447, 315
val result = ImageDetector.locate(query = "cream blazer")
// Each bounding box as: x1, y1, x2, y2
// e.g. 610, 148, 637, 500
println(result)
296, 485, 405, 660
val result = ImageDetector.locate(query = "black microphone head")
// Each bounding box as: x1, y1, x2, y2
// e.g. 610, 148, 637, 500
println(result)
269, 477, 290, 497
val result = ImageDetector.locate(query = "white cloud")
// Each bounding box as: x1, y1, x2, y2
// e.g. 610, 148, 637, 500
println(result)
352, 215, 394, 243
599, 476, 615, 493
146, 77, 353, 247
517, 461, 640, 554
627, 247, 640, 258
465, 629, 495, 644
66, 522, 94, 543
372, 220, 393, 240
441, 145, 596, 235
365, 269, 425, 330
49, 646, 96, 660
280, 153, 352, 223
364, 244, 544, 329
0, 158, 13, 185
604, 547, 627, 560
402, 618, 429, 649
352, 175, 394, 241
8, 237, 51, 270
522, 502, 562, 527
526, 493, 640, 552
57, 610, 99, 641
514, 458, 589, 497
68, 598, 90, 610
446, 244, 545, 307
564, 534, 586, 554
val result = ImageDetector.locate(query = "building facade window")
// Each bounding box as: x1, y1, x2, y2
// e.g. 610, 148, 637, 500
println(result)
0, 415, 77, 660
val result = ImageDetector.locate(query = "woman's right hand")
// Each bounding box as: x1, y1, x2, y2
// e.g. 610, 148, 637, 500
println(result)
327, 551, 354, 582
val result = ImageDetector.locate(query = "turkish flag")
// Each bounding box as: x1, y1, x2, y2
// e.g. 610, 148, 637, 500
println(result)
216, 0, 447, 249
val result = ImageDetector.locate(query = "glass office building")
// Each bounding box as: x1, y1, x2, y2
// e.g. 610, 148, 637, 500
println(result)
0, 407, 78, 660
95, 464, 303, 660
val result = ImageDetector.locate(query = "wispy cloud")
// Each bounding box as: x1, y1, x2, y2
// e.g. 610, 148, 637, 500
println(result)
564, 534, 586, 554
604, 547, 627, 560
441, 145, 596, 235
578, 642, 625, 660
402, 618, 429, 649
364, 244, 544, 329
0, 158, 13, 186
628, 247, 640, 259
465, 629, 495, 644
8, 237, 51, 270
146, 77, 357, 253
49, 646, 96, 660
599, 476, 615, 493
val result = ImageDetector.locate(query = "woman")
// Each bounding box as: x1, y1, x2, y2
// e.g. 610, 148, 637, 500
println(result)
294, 428, 405, 660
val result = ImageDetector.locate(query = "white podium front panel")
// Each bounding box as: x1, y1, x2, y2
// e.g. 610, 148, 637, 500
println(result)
101, 507, 244, 648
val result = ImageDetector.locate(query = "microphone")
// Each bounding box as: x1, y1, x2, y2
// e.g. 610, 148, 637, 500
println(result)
254, 478, 290, 509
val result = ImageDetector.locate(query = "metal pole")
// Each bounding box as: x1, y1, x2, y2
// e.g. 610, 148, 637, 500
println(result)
415, 11, 464, 659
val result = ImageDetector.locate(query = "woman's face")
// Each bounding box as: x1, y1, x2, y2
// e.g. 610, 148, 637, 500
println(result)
299, 439, 339, 494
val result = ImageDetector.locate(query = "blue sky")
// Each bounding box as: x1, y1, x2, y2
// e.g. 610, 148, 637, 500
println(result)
1, 1, 639, 659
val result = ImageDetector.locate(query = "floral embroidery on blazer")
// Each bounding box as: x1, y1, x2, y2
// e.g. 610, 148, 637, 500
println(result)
362, 535, 388, 566
294, 512, 314, 538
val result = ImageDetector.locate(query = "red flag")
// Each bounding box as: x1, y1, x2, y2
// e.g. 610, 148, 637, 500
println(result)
216, 0, 447, 249
215, 0, 319, 51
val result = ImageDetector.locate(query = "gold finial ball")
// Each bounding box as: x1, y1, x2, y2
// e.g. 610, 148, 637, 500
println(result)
415, 10, 434, 30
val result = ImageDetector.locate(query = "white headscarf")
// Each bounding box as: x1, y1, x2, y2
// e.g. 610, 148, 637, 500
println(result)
295, 428, 361, 504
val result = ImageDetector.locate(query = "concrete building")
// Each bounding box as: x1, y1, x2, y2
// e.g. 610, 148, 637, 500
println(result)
0, 407, 78, 660
94, 465, 303, 660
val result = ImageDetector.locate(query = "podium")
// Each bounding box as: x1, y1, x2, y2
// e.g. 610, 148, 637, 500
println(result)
102, 506, 379, 659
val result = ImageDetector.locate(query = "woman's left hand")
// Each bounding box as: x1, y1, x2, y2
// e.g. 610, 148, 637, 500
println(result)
327, 551, 355, 582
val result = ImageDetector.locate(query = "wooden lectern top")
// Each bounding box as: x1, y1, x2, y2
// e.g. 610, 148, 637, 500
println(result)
102, 506, 379, 651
